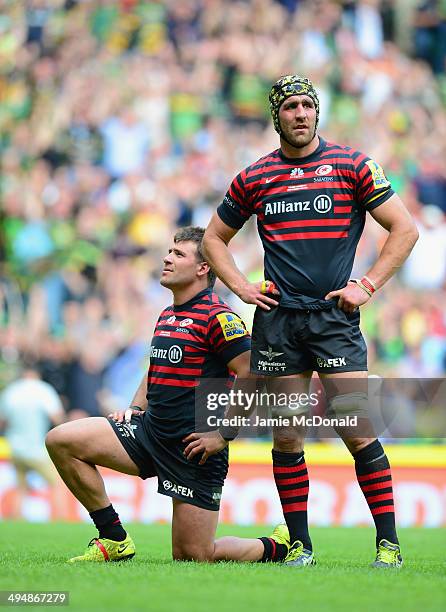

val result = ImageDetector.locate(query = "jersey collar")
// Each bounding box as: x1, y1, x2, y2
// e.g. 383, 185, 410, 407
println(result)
278, 137, 327, 164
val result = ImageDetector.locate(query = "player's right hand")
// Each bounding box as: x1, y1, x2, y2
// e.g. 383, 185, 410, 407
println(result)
108, 408, 144, 423
238, 281, 280, 311
182, 431, 228, 465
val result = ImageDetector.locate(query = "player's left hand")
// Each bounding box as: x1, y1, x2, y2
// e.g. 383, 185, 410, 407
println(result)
182, 431, 228, 465
325, 281, 370, 313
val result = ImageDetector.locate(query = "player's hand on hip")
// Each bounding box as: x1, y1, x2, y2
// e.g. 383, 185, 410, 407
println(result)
108, 408, 144, 423
182, 431, 228, 465
325, 281, 370, 313
238, 281, 280, 311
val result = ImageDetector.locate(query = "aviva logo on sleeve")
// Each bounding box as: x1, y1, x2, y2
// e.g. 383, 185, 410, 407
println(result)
366, 160, 390, 189
216, 312, 248, 341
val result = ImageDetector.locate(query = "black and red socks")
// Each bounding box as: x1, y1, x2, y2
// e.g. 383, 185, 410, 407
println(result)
272, 449, 312, 551
354, 439, 398, 546
90, 504, 127, 542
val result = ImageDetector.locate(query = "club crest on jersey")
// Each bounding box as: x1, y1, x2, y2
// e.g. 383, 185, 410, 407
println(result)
366, 160, 390, 189
290, 167, 304, 178
216, 312, 248, 341
315, 164, 332, 176
179, 318, 193, 327
166, 315, 176, 325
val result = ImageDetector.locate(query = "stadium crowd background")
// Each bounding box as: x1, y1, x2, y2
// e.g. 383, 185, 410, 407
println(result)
1, 0, 445, 421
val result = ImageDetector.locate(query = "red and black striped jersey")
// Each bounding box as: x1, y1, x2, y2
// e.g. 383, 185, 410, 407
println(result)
144, 288, 251, 438
217, 138, 394, 309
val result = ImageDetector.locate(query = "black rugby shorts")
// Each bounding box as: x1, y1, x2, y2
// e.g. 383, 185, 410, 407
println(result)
251, 305, 367, 375
108, 414, 228, 511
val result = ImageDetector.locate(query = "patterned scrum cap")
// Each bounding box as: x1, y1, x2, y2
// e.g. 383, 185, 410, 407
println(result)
269, 75, 320, 135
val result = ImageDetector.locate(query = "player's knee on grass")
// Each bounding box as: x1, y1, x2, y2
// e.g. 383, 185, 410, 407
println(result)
172, 543, 214, 562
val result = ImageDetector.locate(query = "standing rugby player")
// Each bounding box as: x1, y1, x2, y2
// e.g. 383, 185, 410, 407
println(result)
46, 227, 289, 564
202, 76, 418, 567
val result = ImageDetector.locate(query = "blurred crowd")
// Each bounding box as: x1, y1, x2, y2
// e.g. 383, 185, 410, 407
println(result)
1, 0, 446, 419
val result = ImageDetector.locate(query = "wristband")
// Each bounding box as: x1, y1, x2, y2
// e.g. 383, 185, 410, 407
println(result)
361, 275, 377, 294
355, 279, 373, 298
260, 280, 277, 295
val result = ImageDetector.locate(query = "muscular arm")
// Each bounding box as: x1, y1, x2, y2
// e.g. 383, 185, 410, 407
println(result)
129, 372, 148, 410
326, 193, 418, 311
366, 193, 419, 288
203, 213, 278, 310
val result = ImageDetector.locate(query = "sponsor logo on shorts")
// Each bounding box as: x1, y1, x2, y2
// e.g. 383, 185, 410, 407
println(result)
115, 421, 138, 439
212, 489, 222, 502
163, 480, 194, 498
257, 346, 287, 372
317, 356, 347, 368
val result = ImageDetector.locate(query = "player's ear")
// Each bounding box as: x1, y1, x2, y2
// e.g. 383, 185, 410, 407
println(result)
197, 261, 210, 278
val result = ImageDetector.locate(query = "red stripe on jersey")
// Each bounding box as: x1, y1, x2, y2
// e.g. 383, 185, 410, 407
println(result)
263, 218, 351, 231
265, 230, 348, 241
151, 365, 200, 375
334, 193, 353, 201
150, 377, 198, 387
185, 345, 204, 353
334, 206, 352, 214
254, 182, 353, 196
154, 331, 200, 341
162, 311, 208, 321
184, 356, 205, 364
357, 469, 391, 482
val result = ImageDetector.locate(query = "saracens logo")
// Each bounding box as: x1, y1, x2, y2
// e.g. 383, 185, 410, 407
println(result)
313, 194, 332, 214
179, 318, 193, 327
166, 316, 176, 325
315, 164, 332, 176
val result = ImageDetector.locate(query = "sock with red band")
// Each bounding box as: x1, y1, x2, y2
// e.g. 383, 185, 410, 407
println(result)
89, 504, 127, 542
272, 449, 312, 551
258, 537, 288, 562
354, 439, 398, 546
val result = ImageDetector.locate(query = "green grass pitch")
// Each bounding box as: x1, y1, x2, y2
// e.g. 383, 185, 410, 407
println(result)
0, 523, 444, 612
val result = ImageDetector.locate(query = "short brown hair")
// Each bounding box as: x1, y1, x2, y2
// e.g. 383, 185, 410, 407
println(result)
174, 226, 216, 287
